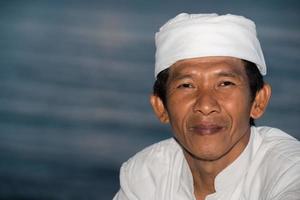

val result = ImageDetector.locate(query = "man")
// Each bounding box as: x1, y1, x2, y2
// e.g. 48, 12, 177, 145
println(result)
113, 13, 300, 200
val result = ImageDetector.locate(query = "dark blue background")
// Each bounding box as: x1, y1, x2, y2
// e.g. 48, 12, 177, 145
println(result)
1, 0, 299, 199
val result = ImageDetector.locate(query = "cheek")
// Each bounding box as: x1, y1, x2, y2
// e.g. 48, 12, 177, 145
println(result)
167, 95, 194, 133
167, 103, 187, 130
220, 90, 252, 125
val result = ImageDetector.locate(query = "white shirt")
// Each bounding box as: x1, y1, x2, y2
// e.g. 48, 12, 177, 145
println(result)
113, 127, 300, 200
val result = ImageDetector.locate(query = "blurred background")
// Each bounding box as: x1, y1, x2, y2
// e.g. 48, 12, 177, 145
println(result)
0, 0, 299, 199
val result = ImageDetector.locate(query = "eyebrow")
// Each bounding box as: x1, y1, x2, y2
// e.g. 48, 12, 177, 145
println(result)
171, 70, 243, 81
215, 71, 242, 79
171, 73, 194, 81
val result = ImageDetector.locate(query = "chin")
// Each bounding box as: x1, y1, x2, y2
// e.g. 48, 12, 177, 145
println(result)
192, 151, 225, 161
183, 144, 226, 161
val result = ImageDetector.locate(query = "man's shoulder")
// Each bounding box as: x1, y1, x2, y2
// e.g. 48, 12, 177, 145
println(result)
255, 126, 300, 162
120, 138, 183, 183
256, 126, 298, 140
256, 126, 300, 159
249, 127, 300, 198
251, 126, 300, 182
125, 137, 180, 165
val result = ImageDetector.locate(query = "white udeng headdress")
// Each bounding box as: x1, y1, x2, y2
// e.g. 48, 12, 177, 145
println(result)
155, 13, 266, 77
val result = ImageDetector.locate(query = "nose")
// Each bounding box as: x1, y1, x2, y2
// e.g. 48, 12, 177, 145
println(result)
193, 91, 220, 116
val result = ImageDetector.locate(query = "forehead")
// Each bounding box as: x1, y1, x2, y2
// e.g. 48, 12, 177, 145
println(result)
169, 56, 246, 77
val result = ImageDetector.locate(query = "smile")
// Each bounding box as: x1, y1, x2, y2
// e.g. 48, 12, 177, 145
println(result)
188, 124, 224, 136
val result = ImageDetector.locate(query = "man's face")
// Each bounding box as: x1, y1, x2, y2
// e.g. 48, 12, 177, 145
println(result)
163, 56, 255, 161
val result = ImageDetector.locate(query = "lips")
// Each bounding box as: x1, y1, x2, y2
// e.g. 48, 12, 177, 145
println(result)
188, 123, 224, 136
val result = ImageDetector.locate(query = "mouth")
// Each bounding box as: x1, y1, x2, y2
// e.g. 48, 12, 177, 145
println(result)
188, 123, 224, 136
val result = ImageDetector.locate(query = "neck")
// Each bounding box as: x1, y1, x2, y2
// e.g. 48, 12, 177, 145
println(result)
183, 129, 251, 200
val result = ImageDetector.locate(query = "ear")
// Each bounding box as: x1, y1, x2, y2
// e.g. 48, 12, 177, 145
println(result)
250, 83, 272, 119
150, 94, 169, 123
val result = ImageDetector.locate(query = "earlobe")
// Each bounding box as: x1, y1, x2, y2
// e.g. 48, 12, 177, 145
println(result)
250, 84, 272, 119
150, 95, 169, 123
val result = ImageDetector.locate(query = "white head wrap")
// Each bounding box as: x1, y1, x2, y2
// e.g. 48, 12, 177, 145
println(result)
155, 13, 266, 77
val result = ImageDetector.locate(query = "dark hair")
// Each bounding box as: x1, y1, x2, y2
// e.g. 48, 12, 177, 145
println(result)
152, 60, 264, 126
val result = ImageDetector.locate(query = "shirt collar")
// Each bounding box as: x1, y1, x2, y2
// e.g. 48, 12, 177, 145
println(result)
214, 129, 254, 191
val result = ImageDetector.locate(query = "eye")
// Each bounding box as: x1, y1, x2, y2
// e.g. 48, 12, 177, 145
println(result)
219, 81, 236, 87
177, 83, 194, 89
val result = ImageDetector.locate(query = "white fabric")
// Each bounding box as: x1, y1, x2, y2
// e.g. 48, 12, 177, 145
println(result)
113, 126, 300, 200
155, 13, 267, 78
